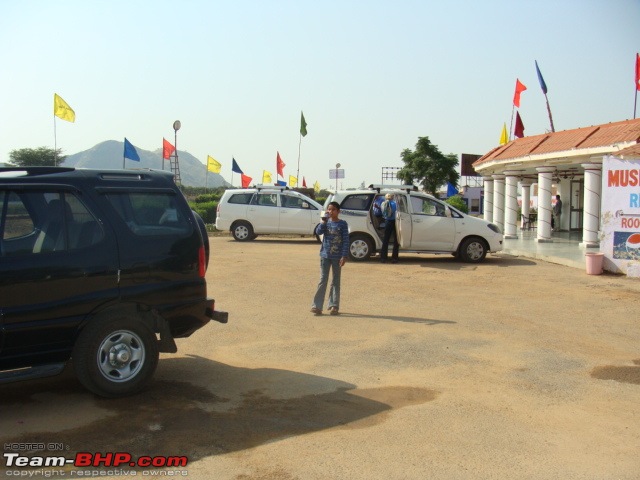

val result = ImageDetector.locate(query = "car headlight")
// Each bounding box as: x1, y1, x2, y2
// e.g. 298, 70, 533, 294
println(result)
487, 223, 501, 234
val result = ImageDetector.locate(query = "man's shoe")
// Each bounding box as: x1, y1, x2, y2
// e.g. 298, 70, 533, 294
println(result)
329, 307, 339, 315
310, 307, 322, 315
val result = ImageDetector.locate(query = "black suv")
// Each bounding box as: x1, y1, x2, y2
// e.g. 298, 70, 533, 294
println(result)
0, 167, 227, 397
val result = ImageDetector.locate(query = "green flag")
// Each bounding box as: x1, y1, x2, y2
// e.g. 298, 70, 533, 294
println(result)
300, 111, 307, 137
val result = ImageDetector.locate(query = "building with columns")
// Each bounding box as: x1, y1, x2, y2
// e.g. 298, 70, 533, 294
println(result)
472, 118, 640, 249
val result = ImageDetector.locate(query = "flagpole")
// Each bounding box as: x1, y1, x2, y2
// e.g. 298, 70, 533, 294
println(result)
509, 105, 515, 141
544, 94, 555, 132
53, 116, 58, 166
296, 133, 302, 188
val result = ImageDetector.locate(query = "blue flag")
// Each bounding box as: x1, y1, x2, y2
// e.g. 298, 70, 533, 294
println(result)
124, 138, 140, 161
535, 60, 548, 95
232, 157, 243, 174
276, 180, 286, 186
446, 182, 458, 197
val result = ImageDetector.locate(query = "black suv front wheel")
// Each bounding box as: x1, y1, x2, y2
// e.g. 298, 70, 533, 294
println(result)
73, 315, 159, 397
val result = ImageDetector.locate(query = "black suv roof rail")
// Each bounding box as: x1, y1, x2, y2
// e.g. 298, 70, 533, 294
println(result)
366, 184, 416, 194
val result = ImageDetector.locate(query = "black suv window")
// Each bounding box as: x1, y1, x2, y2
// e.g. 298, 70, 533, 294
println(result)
340, 194, 373, 211
0, 190, 104, 256
105, 192, 190, 236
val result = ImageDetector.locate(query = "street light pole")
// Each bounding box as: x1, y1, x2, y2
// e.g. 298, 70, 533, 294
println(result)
335, 163, 341, 191
173, 120, 181, 184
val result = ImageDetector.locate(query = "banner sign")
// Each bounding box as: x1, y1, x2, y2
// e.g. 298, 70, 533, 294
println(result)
600, 154, 640, 275
329, 169, 345, 179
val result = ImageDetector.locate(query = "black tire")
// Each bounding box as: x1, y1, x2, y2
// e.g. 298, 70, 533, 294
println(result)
73, 315, 159, 397
458, 237, 488, 263
315, 225, 322, 243
231, 221, 254, 241
349, 234, 374, 262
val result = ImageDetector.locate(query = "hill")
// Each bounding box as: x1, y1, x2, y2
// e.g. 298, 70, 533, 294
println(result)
63, 140, 230, 188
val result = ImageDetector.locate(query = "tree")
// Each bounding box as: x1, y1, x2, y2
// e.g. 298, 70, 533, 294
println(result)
397, 137, 459, 196
8, 147, 66, 167
445, 195, 468, 214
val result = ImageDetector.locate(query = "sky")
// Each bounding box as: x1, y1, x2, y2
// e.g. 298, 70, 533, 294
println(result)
1, 0, 639, 189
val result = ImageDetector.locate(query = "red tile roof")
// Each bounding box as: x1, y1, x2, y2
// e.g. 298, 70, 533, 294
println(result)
615, 142, 640, 158
474, 118, 640, 166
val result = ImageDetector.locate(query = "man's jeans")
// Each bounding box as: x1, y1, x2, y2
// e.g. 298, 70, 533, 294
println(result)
312, 257, 342, 310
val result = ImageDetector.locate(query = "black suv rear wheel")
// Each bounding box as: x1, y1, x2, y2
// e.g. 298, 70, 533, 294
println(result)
73, 315, 159, 397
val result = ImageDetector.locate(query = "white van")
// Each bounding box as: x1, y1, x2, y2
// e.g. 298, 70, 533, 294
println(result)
216, 185, 323, 241
325, 185, 503, 263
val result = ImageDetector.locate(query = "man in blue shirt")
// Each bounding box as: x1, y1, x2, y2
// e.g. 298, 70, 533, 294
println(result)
372, 194, 385, 229
311, 201, 350, 315
380, 193, 399, 263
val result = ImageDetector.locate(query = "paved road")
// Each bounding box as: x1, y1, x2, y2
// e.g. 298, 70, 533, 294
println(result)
1, 235, 639, 479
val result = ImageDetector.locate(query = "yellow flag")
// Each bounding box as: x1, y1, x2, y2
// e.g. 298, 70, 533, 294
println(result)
288, 175, 297, 187
262, 170, 272, 184
313, 181, 320, 193
207, 155, 221, 173
499, 123, 508, 145
54, 94, 75, 122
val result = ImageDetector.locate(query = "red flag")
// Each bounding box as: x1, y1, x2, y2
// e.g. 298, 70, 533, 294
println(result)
302, 177, 307, 188
276, 152, 285, 177
513, 79, 527, 108
241, 174, 252, 188
163, 138, 175, 160
514, 111, 525, 138
635, 53, 640, 91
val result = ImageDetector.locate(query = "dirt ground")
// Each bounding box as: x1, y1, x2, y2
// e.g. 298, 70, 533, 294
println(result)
2, 234, 640, 480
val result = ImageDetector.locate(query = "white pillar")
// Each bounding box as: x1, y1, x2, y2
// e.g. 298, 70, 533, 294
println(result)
483, 177, 494, 222
536, 167, 555, 243
492, 175, 505, 233
521, 182, 532, 228
503, 171, 521, 239
580, 162, 602, 248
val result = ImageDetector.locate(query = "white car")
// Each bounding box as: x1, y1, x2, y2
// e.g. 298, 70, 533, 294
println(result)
325, 185, 503, 263
216, 185, 323, 241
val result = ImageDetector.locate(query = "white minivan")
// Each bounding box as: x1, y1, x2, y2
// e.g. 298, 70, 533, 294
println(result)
325, 185, 503, 263
216, 185, 323, 241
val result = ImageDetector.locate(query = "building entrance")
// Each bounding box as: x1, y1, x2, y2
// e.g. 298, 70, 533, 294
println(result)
569, 179, 584, 231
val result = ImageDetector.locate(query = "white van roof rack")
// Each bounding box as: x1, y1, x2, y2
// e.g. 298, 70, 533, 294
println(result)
367, 184, 415, 194
255, 184, 290, 191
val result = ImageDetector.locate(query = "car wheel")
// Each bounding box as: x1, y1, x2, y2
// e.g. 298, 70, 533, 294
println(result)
73, 315, 159, 397
459, 237, 488, 263
232, 221, 254, 241
315, 225, 322, 243
349, 234, 374, 261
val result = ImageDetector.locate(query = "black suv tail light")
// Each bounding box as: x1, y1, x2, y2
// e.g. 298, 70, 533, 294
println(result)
198, 245, 206, 278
